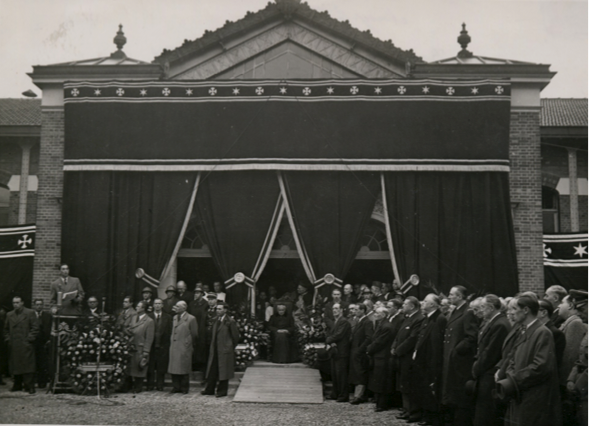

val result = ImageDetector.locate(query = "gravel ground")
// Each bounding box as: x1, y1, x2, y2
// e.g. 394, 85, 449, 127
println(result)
0, 380, 411, 426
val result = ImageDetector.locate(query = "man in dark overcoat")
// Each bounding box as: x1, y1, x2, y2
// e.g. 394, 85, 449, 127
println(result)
441, 286, 478, 426
471, 294, 510, 426
176, 281, 194, 306
499, 296, 562, 426
162, 286, 179, 316
392, 296, 424, 420
188, 285, 208, 371
203, 302, 239, 397
32, 299, 52, 389
325, 302, 352, 402
147, 298, 172, 391
4, 296, 39, 393
410, 294, 447, 426
126, 301, 155, 393
349, 303, 374, 404
367, 306, 397, 412
386, 298, 404, 409
168, 301, 198, 394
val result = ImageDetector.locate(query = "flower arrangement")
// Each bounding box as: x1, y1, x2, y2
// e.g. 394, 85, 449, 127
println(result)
228, 305, 267, 370
297, 303, 328, 368
59, 318, 131, 395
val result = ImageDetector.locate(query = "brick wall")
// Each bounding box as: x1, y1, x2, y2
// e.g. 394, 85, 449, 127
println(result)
32, 110, 64, 304
509, 110, 544, 294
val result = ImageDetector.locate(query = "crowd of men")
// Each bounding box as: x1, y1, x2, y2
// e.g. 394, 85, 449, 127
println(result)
316, 283, 588, 426
1, 265, 587, 426
1, 264, 240, 397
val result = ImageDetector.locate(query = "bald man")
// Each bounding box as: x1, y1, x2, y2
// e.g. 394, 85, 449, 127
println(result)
168, 301, 198, 394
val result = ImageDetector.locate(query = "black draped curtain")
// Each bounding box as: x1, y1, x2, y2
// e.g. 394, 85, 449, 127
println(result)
384, 172, 518, 298
62, 172, 196, 311
194, 171, 280, 303
283, 171, 380, 296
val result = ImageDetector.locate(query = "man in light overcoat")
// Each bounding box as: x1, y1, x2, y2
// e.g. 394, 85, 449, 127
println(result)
168, 301, 198, 394
127, 301, 155, 393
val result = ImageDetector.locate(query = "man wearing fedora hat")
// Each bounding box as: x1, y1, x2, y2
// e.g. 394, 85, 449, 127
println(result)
499, 295, 562, 426
162, 286, 179, 316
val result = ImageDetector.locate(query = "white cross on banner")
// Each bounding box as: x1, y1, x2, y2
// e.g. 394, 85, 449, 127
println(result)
0, 224, 36, 258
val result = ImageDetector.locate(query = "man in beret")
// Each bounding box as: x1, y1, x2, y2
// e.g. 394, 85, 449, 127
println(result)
162, 286, 179, 316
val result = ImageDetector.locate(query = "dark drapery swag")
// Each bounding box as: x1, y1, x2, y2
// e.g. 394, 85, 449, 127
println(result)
0, 224, 35, 308
383, 172, 518, 298
62, 172, 196, 312
282, 171, 380, 297
194, 171, 280, 304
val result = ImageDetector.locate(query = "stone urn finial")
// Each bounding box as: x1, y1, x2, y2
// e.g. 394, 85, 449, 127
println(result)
457, 23, 473, 58
111, 24, 127, 59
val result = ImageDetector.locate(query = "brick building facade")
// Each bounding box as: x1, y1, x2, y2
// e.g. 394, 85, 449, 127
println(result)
1, 0, 586, 305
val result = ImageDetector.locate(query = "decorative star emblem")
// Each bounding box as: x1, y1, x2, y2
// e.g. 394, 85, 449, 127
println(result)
471, 87, 479, 95
94, 89, 101, 96
422, 86, 430, 94
232, 88, 240, 95
139, 89, 147, 96
255, 87, 264, 96
71, 88, 80, 97
162, 88, 171, 96
116, 88, 125, 97
302, 87, 311, 96
326, 87, 334, 95
185, 89, 193, 96
374, 87, 382, 95
279, 87, 287, 95
350, 86, 359, 95
208, 87, 217, 96
495, 86, 504, 94
446, 87, 455, 96
573, 243, 588, 258
543, 244, 552, 258
397, 86, 406, 95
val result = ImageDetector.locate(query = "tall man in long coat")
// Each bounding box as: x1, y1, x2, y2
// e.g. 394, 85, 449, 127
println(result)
203, 302, 240, 397
325, 302, 352, 402
4, 296, 39, 393
441, 285, 478, 426
367, 307, 397, 412
499, 296, 562, 426
392, 296, 424, 421
410, 294, 447, 426
32, 299, 52, 389
349, 303, 374, 405
188, 285, 208, 371
386, 298, 405, 409
147, 298, 172, 391
471, 294, 510, 426
168, 301, 198, 394
126, 301, 155, 393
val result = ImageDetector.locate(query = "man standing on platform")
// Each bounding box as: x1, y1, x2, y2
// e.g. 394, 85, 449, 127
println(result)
49, 264, 84, 315
441, 286, 478, 426
188, 285, 208, 372
324, 289, 346, 330
4, 296, 39, 394
349, 303, 373, 405
147, 298, 172, 391
386, 298, 404, 409
126, 301, 154, 393
141, 287, 155, 314
115, 296, 136, 331
203, 303, 240, 397
176, 281, 193, 306
162, 286, 179, 316
367, 306, 396, 412
168, 301, 198, 394
32, 299, 52, 389
392, 296, 424, 420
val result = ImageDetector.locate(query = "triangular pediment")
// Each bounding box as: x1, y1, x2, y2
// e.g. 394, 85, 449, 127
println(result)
157, 1, 419, 80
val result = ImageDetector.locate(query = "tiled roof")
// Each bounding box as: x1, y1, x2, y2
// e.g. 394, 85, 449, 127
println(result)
0, 99, 41, 126
154, 0, 421, 65
541, 99, 588, 127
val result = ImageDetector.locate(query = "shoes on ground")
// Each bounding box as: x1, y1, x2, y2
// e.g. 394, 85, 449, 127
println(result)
201, 390, 214, 395
336, 397, 349, 402
216, 393, 227, 398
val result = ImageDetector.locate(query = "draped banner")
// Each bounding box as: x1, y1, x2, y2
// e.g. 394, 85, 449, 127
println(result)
281, 171, 380, 300
544, 233, 588, 290
62, 172, 196, 312
194, 171, 281, 306
383, 172, 518, 298
0, 224, 35, 308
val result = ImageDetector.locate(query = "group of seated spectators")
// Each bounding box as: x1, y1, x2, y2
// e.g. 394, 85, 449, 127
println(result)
262, 281, 588, 426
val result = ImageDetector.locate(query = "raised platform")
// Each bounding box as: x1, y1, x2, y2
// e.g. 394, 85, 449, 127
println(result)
233, 361, 323, 404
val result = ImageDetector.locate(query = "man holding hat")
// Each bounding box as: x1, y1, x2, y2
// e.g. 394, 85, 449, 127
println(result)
162, 286, 179, 316
499, 295, 561, 426
189, 284, 209, 371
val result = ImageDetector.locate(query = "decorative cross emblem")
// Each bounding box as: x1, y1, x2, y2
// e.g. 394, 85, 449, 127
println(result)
446, 87, 455, 96
397, 86, 406, 94
71, 88, 80, 97
543, 244, 552, 258
208, 87, 217, 96
116, 88, 125, 97
162, 88, 171, 96
302, 87, 311, 96
350, 86, 359, 95
18, 235, 32, 249
495, 86, 504, 94
255, 87, 264, 95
